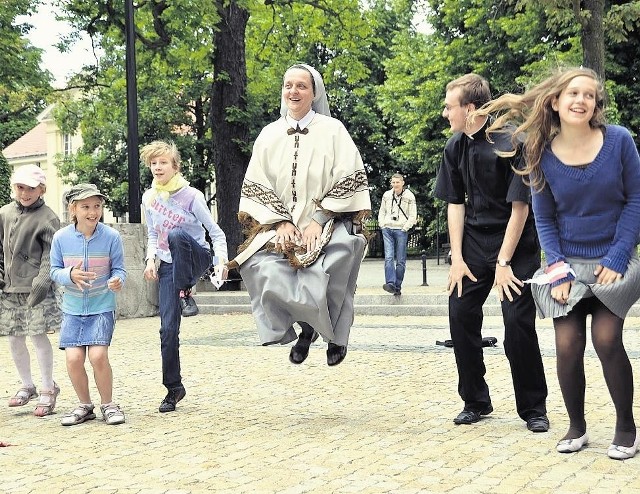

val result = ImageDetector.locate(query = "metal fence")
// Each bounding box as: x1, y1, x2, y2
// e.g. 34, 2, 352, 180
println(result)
365, 220, 449, 261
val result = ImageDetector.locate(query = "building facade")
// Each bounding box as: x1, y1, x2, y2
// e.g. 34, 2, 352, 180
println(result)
2, 104, 115, 222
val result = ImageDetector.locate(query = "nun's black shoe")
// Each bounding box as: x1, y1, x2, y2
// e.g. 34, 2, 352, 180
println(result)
289, 340, 312, 364
326, 343, 347, 366
289, 329, 318, 364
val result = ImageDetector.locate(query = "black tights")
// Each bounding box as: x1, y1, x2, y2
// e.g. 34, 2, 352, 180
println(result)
554, 297, 636, 446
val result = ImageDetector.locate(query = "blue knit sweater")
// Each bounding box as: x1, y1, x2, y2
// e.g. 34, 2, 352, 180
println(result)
532, 125, 640, 275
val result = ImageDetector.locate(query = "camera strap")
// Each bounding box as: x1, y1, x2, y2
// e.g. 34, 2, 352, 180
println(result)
392, 193, 409, 220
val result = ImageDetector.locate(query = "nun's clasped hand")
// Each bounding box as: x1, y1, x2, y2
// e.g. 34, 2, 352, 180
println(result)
274, 221, 301, 251
302, 220, 323, 252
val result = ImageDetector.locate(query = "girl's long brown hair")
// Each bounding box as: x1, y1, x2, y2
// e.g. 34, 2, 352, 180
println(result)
471, 67, 605, 191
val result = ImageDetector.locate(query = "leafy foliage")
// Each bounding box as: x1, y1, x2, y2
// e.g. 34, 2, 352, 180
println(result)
379, 0, 561, 240
378, 0, 640, 242
53, 0, 223, 217
41, 0, 640, 257
0, 0, 52, 148
0, 153, 12, 207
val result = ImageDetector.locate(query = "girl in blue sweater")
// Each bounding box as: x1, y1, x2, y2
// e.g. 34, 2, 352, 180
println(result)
50, 184, 127, 426
476, 67, 640, 459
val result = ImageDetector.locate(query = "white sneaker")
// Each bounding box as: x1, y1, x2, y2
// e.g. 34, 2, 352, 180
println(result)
100, 403, 126, 425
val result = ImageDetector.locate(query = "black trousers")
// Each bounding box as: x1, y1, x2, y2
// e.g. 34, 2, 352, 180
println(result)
449, 224, 548, 420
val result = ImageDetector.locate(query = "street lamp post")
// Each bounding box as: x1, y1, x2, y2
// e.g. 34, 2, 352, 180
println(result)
124, 0, 141, 222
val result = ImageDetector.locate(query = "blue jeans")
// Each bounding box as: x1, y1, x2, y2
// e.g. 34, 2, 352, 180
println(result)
382, 228, 408, 289
158, 229, 211, 390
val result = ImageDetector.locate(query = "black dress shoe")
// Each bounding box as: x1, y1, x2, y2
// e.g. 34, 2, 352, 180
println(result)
453, 405, 493, 425
159, 387, 186, 413
326, 342, 347, 366
526, 414, 550, 432
289, 341, 311, 364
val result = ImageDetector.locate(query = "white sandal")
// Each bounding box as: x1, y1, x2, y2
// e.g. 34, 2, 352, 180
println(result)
100, 403, 126, 425
61, 404, 96, 426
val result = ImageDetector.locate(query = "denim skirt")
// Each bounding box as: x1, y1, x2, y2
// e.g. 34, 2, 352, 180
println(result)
59, 311, 116, 349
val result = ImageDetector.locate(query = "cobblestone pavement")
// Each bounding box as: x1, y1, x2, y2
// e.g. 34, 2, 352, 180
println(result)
1, 259, 640, 493
2, 314, 639, 494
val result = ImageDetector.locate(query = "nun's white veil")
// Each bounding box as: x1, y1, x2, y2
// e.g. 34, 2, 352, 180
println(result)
280, 63, 331, 118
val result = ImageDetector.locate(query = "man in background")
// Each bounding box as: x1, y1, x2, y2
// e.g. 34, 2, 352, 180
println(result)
378, 173, 417, 296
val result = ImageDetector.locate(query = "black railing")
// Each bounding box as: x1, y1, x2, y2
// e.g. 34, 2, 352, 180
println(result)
365, 220, 449, 260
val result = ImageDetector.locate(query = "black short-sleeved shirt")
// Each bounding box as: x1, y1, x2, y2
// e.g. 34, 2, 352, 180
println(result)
434, 120, 533, 231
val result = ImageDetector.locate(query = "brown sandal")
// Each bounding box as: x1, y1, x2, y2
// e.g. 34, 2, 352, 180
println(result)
33, 383, 60, 417
8, 386, 38, 407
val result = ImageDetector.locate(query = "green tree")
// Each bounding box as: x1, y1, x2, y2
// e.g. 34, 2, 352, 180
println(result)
379, 0, 564, 241
56, 0, 254, 258
608, 26, 640, 142
55, 0, 224, 210
475, 0, 640, 151
0, 0, 52, 148
0, 153, 12, 207
527, 0, 640, 80
210, 2, 249, 254
379, 0, 640, 244
333, 0, 421, 216
520, 0, 640, 143
247, 0, 419, 214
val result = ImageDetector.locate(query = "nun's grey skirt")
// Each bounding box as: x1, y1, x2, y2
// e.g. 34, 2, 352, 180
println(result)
531, 255, 640, 320
239, 221, 367, 346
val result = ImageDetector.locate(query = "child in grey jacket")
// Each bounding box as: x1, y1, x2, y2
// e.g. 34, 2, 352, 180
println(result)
0, 165, 61, 417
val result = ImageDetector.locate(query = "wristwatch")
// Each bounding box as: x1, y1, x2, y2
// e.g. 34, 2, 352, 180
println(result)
497, 259, 511, 267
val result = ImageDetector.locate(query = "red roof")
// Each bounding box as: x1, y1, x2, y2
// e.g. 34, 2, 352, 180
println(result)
2, 122, 48, 159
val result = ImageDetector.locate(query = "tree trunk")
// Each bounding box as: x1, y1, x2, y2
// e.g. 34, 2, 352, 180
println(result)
581, 0, 605, 80
210, 1, 250, 269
